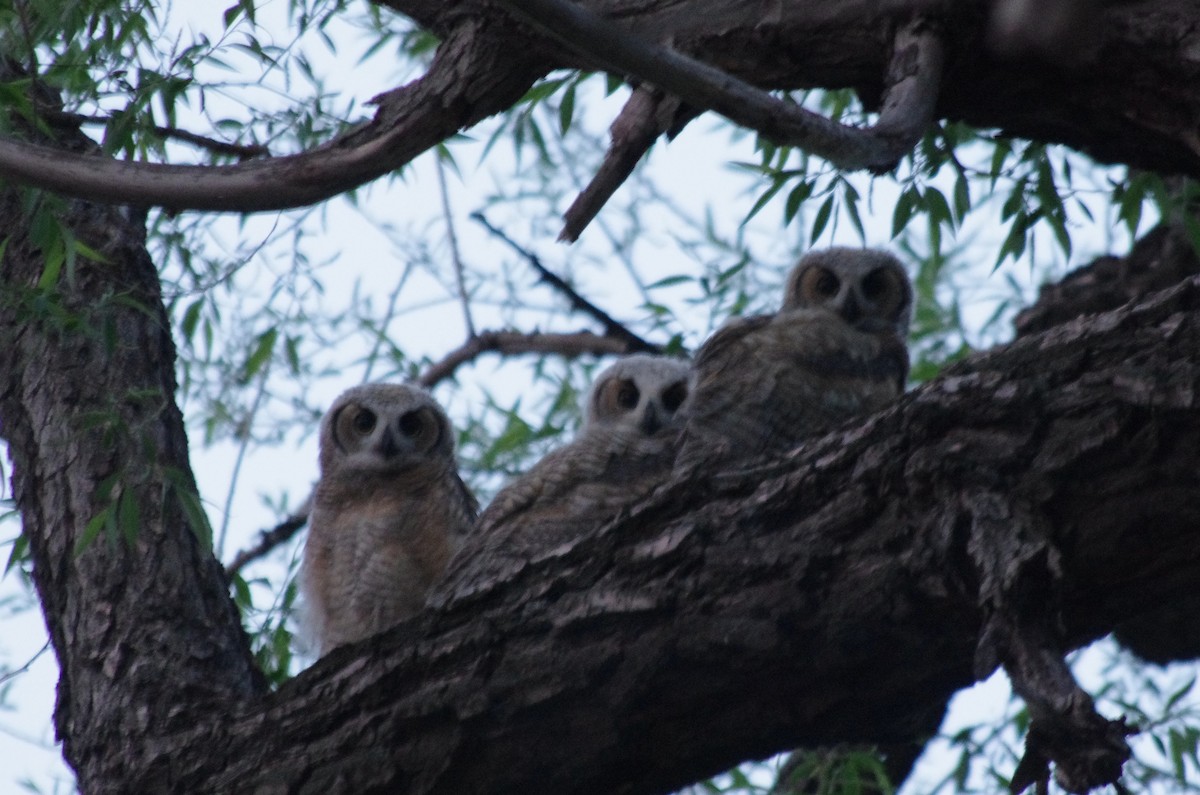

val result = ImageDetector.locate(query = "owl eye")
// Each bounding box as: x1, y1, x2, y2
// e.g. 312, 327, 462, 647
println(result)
617, 381, 640, 410
810, 267, 840, 298
398, 410, 425, 437
862, 267, 893, 300
352, 408, 377, 435
661, 381, 687, 413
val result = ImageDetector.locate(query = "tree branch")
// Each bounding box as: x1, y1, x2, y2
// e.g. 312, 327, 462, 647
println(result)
560, 85, 696, 242
417, 329, 643, 388
101, 273, 1200, 793
494, 0, 944, 172
225, 505, 311, 579
471, 212, 661, 353
39, 108, 271, 159
0, 22, 549, 211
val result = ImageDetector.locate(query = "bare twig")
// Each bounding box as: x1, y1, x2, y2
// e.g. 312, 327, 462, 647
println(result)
0, 639, 51, 687
560, 85, 697, 242
225, 499, 312, 578
495, 0, 944, 172
418, 329, 644, 388
40, 109, 272, 159
437, 153, 476, 337
470, 212, 658, 352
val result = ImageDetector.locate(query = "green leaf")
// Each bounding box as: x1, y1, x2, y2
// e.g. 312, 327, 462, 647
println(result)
76, 506, 112, 556
117, 488, 141, 546
242, 327, 278, 381
810, 195, 834, 244
559, 81, 576, 135
891, 187, 917, 239
4, 531, 29, 575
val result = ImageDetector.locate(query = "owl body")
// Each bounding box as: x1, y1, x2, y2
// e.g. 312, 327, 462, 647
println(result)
678, 247, 912, 468
435, 355, 689, 600
300, 383, 477, 655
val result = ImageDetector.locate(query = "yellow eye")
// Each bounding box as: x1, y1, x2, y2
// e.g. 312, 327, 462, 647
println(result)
617, 381, 640, 410
398, 410, 424, 438
661, 381, 687, 413
352, 408, 376, 435
862, 267, 893, 300
800, 265, 841, 301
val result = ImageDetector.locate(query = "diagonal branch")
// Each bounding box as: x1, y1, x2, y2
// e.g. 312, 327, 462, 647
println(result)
560, 84, 697, 243
471, 212, 660, 352
0, 24, 549, 211
495, 0, 944, 172
225, 508, 310, 579
417, 329, 644, 388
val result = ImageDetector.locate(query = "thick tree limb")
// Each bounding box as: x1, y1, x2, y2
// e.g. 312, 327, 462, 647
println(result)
496, 0, 944, 172
0, 21, 548, 212
3, 2, 1200, 212
52, 274, 1195, 793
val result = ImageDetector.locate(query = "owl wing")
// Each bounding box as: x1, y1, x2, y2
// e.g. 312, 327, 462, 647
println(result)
434, 428, 677, 604
678, 308, 907, 468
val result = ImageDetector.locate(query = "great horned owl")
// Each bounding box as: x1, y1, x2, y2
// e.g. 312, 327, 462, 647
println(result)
677, 247, 912, 468
433, 354, 689, 601
299, 383, 478, 655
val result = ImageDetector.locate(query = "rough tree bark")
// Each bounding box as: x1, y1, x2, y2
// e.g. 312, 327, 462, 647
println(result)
2, 2, 1200, 794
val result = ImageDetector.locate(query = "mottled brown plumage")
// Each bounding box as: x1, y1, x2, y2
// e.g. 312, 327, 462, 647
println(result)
677, 247, 912, 468
435, 355, 689, 600
299, 383, 477, 655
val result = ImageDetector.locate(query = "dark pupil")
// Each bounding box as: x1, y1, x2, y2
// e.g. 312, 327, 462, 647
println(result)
815, 269, 840, 296
398, 410, 423, 437
661, 382, 687, 413
862, 268, 889, 298
617, 382, 640, 409
352, 408, 376, 434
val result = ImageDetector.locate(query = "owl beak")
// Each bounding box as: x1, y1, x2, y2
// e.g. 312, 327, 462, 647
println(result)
639, 404, 661, 435
378, 428, 401, 458
842, 293, 863, 324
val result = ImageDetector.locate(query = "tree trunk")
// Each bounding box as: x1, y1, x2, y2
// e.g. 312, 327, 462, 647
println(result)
0, 115, 266, 791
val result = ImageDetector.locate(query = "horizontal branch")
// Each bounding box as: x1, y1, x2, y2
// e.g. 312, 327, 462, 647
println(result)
149, 276, 1200, 792
417, 329, 644, 387
495, 0, 944, 171
0, 23, 548, 211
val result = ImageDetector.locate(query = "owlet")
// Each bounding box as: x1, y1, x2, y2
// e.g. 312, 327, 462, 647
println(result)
677, 247, 912, 468
299, 383, 478, 655
434, 354, 689, 601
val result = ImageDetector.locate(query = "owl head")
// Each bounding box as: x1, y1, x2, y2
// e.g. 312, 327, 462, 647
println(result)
319, 383, 454, 475
584, 354, 690, 436
784, 247, 913, 337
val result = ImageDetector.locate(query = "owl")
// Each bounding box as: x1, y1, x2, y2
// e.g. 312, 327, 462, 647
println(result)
299, 383, 478, 655
677, 247, 912, 468
433, 354, 689, 601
